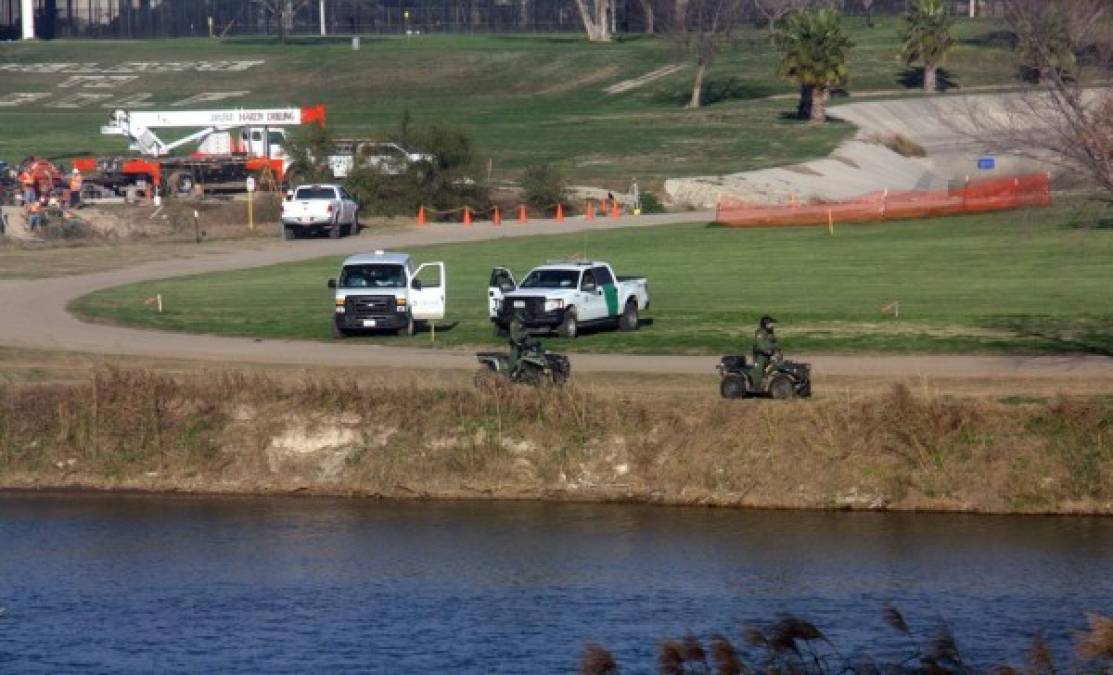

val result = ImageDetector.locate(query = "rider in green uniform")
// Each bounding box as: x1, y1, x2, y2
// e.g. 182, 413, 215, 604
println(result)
508, 311, 535, 376
750, 315, 780, 387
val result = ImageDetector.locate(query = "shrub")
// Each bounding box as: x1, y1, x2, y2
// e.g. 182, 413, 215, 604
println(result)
639, 190, 666, 214
344, 123, 490, 218
520, 164, 567, 211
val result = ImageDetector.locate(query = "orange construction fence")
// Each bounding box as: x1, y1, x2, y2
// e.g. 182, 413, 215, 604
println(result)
715, 173, 1052, 229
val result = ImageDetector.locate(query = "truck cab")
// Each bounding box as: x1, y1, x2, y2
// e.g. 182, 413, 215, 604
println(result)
328, 251, 446, 337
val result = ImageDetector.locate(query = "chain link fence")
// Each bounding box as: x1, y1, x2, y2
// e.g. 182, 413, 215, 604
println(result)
2, 1, 1001, 41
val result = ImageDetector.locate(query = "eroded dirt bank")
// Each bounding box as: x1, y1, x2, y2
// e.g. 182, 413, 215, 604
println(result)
1, 368, 1109, 515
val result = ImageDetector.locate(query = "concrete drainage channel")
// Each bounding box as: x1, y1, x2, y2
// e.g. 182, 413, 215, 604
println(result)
665, 92, 1057, 209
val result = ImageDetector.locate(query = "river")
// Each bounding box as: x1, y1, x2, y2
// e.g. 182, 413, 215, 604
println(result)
1, 493, 1110, 673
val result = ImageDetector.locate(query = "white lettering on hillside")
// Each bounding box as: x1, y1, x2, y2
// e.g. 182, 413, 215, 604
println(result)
170, 92, 250, 107
57, 75, 139, 89
48, 93, 114, 108
0, 93, 52, 107
0, 61, 265, 74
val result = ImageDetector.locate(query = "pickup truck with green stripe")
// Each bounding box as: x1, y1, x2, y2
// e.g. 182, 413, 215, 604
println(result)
488, 261, 649, 339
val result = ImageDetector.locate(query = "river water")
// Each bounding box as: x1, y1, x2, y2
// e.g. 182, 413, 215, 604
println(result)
1, 493, 1110, 673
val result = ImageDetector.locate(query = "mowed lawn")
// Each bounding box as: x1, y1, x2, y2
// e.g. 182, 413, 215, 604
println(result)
72, 204, 1113, 355
0, 16, 1023, 188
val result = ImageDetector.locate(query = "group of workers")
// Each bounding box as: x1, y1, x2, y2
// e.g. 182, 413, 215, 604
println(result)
13, 166, 84, 232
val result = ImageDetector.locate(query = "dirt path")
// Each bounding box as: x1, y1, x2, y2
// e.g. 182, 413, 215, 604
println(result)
2, 210, 1113, 382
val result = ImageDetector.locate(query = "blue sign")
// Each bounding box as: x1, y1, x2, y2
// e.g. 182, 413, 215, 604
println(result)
977, 157, 996, 170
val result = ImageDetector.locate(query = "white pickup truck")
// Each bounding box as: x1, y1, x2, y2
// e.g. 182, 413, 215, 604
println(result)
281, 183, 359, 240
327, 141, 435, 178
488, 261, 649, 338
327, 250, 446, 337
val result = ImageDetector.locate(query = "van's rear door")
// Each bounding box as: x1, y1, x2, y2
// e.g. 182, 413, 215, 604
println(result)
488, 267, 516, 319
411, 262, 446, 320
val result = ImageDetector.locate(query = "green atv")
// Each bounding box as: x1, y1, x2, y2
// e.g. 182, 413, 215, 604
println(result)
717, 352, 812, 400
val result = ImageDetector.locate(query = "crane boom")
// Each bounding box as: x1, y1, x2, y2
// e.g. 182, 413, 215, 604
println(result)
101, 105, 326, 157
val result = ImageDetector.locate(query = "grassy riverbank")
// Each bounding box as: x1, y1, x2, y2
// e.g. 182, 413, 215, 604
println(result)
1, 368, 1109, 514
72, 204, 1113, 354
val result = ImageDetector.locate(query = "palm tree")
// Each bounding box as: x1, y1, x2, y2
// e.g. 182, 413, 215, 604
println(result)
901, 0, 955, 93
775, 7, 854, 123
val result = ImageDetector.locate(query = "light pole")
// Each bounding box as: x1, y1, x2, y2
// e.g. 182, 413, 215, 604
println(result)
319, 0, 326, 36
21, 0, 35, 39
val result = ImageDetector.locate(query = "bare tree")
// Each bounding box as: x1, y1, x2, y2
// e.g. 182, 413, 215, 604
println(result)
674, 0, 747, 107
253, 0, 312, 43
753, 0, 812, 34
573, 0, 613, 41
970, 0, 1113, 200
860, 0, 876, 27
637, 0, 657, 34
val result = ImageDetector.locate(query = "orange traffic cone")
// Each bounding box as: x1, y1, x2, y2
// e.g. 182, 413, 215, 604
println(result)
493, 206, 502, 226
556, 203, 564, 223
417, 206, 426, 225
611, 200, 620, 219
518, 205, 527, 224
463, 206, 472, 226
585, 202, 595, 220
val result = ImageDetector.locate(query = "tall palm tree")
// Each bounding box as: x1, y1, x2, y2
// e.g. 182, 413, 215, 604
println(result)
901, 0, 955, 93
775, 7, 854, 123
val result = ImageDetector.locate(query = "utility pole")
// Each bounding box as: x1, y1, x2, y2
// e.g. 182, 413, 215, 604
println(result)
319, 0, 326, 35
21, 0, 34, 39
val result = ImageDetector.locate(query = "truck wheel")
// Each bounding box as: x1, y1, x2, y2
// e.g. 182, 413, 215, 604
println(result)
328, 222, 341, 239
720, 374, 748, 399
558, 309, 578, 339
282, 225, 296, 241
352, 212, 361, 235
769, 375, 795, 400
331, 320, 350, 339
618, 300, 639, 331
492, 322, 508, 338
167, 171, 193, 197
398, 314, 415, 337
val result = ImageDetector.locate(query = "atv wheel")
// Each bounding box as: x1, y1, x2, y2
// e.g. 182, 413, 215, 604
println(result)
618, 300, 639, 331
769, 374, 795, 400
474, 366, 499, 390
558, 309, 578, 339
516, 364, 543, 386
720, 374, 749, 399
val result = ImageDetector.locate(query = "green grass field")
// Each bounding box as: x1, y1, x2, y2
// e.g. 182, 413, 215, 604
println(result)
71, 203, 1113, 355
1, 16, 1024, 188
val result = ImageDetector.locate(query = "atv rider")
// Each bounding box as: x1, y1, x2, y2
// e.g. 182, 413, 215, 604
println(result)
750, 315, 782, 387
508, 310, 540, 376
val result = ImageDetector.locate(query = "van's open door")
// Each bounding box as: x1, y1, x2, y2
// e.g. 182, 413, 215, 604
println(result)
488, 267, 516, 319
411, 262, 446, 320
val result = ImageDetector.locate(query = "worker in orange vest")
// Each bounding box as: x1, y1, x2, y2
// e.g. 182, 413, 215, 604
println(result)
17, 169, 35, 206
69, 169, 84, 208
27, 198, 46, 231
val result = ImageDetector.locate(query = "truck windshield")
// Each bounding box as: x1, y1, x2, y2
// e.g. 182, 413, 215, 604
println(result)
294, 187, 336, 200
519, 270, 580, 289
340, 264, 406, 289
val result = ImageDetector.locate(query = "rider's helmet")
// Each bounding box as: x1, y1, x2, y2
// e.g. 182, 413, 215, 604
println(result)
760, 315, 777, 331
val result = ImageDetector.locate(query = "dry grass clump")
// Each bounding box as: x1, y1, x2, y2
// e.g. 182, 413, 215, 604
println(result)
583, 606, 1113, 673
870, 132, 929, 158
0, 369, 1110, 513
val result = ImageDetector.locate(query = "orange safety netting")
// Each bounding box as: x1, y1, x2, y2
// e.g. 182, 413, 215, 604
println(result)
715, 173, 1052, 229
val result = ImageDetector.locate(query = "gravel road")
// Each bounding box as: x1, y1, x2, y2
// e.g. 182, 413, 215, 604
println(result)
2, 210, 1111, 381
